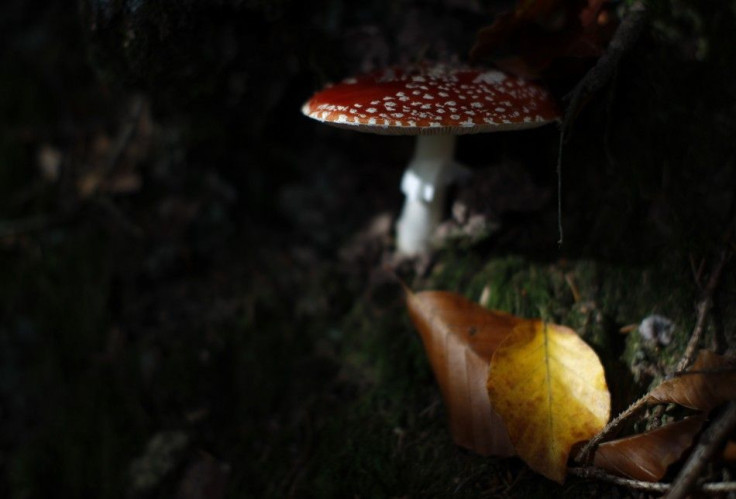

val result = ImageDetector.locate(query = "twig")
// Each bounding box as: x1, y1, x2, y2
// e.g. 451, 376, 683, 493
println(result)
689, 254, 706, 289
570, 467, 736, 494
577, 248, 732, 463
575, 392, 649, 464
703, 481, 736, 493
557, 2, 648, 246
676, 248, 731, 372
570, 467, 669, 493
0, 214, 60, 239
92, 197, 143, 238
101, 95, 146, 180
562, 2, 649, 138
557, 130, 564, 246
665, 401, 736, 499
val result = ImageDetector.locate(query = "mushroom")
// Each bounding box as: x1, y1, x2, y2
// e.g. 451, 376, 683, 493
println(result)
301, 62, 559, 255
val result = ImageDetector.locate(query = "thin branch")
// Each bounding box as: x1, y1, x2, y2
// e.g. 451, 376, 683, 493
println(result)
557, 2, 648, 246
570, 467, 736, 494
676, 248, 731, 372
577, 248, 732, 464
0, 215, 59, 239
92, 197, 143, 238
665, 401, 736, 499
562, 3, 648, 138
556, 130, 564, 245
102, 95, 146, 179
575, 392, 648, 464
570, 467, 669, 493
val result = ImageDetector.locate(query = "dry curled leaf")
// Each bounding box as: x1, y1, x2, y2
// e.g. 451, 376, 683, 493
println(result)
406, 290, 519, 456
487, 320, 610, 483
593, 416, 706, 481
470, 0, 616, 79
649, 350, 736, 411
722, 440, 736, 462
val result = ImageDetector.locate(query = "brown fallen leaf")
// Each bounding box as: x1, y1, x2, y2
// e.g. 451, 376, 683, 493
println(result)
593, 416, 706, 481
487, 320, 610, 483
648, 350, 736, 411
406, 290, 519, 456
722, 440, 736, 462
469, 0, 616, 79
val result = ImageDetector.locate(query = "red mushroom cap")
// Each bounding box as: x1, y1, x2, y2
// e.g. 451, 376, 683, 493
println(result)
302, 63, 560, 135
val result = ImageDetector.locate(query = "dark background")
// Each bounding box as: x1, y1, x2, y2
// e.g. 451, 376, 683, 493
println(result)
1, 0, 735, 497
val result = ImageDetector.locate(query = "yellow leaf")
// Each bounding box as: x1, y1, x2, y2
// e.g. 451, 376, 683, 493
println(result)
406, 290, 519, 456
487, 320, 610, 483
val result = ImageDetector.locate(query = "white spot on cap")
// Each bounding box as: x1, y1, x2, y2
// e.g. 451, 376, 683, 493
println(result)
495, 107, 506, 112
471, 102, 483, 108
366, 107, 377, 113
423, 94, 434, 99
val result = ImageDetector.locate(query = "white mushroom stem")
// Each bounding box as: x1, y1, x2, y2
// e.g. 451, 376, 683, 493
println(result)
396, 134, 464, 255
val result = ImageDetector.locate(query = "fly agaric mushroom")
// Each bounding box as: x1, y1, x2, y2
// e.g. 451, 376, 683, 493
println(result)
302, 63, 559, 254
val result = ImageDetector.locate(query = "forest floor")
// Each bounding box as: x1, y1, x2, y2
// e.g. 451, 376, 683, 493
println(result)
2, 3, 735, 498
